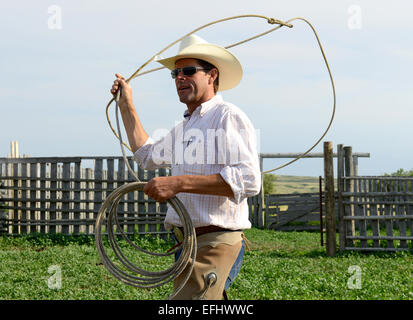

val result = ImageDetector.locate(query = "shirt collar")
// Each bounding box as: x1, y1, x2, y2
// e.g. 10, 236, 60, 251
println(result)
182, 95, 223, 119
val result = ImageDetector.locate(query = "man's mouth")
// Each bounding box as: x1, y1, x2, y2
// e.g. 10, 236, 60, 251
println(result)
178, 85, 191, 93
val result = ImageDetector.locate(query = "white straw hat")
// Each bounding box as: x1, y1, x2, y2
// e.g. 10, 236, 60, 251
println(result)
155, 34, 243, 91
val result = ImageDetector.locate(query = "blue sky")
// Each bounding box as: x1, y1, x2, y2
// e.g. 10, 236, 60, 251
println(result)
1, 0, 412, 177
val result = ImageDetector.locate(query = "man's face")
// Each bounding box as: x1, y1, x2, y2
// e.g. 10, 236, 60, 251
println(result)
174, 58, 212, 106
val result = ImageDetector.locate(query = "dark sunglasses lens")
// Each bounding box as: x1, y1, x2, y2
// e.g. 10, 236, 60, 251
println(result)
171, 66, 198, 79
171, 69, 179, 79
182, 66, 197, 76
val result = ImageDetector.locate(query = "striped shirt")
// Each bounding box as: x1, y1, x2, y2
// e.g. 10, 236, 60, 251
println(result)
133, 94, 261, 230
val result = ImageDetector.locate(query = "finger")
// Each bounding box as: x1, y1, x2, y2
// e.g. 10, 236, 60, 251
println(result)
115, 73, 126, 81
111, 85, 119, 94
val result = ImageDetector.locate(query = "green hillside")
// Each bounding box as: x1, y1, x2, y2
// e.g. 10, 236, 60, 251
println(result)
271, 175, 337, 194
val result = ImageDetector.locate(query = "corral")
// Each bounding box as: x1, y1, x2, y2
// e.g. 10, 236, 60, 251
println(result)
1, 144, 411, 253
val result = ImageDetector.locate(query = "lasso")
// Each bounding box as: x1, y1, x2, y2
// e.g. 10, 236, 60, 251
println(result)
95, 14, 336, 300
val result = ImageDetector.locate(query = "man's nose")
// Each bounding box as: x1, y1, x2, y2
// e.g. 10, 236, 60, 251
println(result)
176, 70, 186, 80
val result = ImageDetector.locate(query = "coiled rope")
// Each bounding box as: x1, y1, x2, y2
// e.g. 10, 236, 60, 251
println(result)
95, 14, 336, 299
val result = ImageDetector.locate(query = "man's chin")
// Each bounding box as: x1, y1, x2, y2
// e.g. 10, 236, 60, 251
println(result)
178, 94, 192, 104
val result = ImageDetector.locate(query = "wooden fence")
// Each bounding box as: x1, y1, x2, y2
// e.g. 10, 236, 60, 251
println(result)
336, 145, 413, 251
0, 157, 172, 237
0, 156, 264, 237
340, 176, 413, 251
265, 192, 325, 232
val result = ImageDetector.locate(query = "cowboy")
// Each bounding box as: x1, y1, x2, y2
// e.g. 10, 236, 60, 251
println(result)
111, 34, 261, 300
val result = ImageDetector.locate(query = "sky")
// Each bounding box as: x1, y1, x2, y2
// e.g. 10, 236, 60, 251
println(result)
1, 0, 412, 177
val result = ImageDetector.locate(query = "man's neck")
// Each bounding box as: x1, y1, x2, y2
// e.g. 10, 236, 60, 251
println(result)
186, 93, 216, 115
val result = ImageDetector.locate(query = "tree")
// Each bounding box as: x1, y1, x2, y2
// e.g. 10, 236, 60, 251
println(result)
263, 173, 277, 195
384, 168, 413, 177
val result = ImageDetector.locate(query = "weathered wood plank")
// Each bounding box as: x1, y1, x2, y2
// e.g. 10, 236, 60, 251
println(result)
355, 178, 367, 248
39, 163, 46, 234
384, 180, 394, 249
93, 159, 103, 235
398, 180, 407, 248
49, 163, 57, 234
344, 146, 355, 247
73, 161, 81, 235
369, 178, 380, 248
86, 168, 93, 235
12, 163, 19, 234
337, 144, 345, 252
324, 141, 336, 256
20, 163, 28, 234
117, 158, 126, 233
127, 158, 136, 235
61, 162, 71, 235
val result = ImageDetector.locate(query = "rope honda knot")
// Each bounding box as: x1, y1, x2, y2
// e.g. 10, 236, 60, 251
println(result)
267, 17, 276, 24
268, 18, 293, 28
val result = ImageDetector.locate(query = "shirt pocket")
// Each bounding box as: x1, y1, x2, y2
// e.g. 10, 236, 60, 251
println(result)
182, 135, 206, 175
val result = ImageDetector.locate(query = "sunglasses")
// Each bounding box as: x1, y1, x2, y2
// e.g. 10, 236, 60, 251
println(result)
171, 66, 210, 79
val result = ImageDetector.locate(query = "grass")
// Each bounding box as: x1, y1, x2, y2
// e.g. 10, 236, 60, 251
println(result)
0, 229, 412, 300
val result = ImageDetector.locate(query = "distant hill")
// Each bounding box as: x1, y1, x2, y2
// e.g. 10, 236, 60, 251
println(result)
272, 175, 337, 194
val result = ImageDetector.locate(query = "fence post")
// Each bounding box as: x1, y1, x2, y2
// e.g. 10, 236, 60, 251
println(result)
324, 141, 337, 257
337, 144, 345, 251
259, 156, 265, 228
324, 141, 337, 256
352, 155, 359, 176
344, 146, 355, 246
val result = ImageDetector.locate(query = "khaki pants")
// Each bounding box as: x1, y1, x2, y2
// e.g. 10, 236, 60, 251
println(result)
172, 231, 243, 300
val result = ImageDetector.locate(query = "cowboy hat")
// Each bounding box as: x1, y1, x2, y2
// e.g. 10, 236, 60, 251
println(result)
155, 34, 243, 91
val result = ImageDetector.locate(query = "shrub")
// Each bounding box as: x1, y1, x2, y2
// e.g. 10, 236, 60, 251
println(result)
263, 174, 277, 195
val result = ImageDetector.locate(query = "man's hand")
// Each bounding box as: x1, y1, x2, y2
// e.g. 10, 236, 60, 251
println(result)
111, 73, 133, 110
143, 176, 182, 202
109, 73, 149, 152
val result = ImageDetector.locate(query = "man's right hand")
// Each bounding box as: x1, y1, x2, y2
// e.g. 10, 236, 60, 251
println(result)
111, 73, 133, 109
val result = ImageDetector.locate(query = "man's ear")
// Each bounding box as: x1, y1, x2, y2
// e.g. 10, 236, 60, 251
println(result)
208, 68, 218, 84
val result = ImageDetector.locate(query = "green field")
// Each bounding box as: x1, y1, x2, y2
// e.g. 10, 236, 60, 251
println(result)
272, 175, 337, 194
0, 229, 412, 300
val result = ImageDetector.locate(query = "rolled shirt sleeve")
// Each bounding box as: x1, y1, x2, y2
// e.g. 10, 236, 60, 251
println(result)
218, 109, 262, 205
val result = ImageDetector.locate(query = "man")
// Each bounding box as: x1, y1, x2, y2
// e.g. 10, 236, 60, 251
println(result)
110, 35, 261, 300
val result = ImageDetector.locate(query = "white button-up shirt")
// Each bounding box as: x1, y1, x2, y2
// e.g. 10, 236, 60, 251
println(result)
134, 94, 261, 230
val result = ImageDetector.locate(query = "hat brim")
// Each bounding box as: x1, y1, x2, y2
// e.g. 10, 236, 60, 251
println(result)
156, 43, 242, 91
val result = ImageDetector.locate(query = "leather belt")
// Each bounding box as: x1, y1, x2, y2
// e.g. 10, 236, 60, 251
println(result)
179, 225, 233, 237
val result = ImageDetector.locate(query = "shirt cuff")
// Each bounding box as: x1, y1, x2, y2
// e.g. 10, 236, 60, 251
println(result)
219, 166, 245, 205
133, 137, 155, 167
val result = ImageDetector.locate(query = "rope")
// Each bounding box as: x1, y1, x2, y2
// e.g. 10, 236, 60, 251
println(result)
104, 15, 336, 175
96, 14, 336, 299
95, 182, 196, 300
